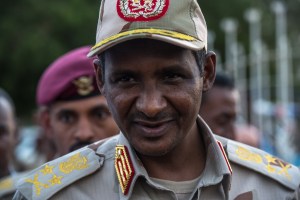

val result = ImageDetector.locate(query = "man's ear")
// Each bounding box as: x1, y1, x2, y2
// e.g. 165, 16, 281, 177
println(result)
93, 59, 105, 95
37, 108, 53, 140
202, 51, 216, 92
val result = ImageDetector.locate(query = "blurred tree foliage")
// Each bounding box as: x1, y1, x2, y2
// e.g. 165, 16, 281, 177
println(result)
0, 0, 99, 122
0, 0, 299, 123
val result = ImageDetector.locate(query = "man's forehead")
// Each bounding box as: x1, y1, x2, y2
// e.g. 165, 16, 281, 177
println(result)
49, 95, 108, 112
104, 39, 194, 62
107, 39, 185, 52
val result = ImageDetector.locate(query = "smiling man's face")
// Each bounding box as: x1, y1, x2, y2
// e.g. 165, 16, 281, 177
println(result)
97, 39, 210, 157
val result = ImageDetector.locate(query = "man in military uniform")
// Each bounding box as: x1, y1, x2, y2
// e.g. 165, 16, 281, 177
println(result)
34, 46, 119, 158
14, 0, 300, 199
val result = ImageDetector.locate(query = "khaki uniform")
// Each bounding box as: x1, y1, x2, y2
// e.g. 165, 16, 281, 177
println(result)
13, 117, 300, 200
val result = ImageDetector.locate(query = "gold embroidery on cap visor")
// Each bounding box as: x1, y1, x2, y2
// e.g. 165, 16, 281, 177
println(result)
91, 28, 200, 53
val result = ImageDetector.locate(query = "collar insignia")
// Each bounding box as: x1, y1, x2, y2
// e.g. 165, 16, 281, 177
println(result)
117, 0, 169, 22
217, 140, 233, 174
115, 145, 135, 195
73, 76, 94, 96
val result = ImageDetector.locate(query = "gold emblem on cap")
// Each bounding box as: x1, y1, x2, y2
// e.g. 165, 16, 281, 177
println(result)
118, 0, 167, 19
115, 145, 135, 195
73, 76, 94, 96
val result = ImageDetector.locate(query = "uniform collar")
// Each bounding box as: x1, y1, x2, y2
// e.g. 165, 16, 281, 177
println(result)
195, 116, 232, 198
116, 116, 232, 199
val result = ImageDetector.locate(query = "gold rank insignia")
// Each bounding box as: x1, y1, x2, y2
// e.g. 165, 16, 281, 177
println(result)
115, 145, 135, 195
73, 76, 94, 96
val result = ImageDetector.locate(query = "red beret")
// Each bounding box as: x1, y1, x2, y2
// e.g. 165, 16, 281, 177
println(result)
36, 46, 100, 106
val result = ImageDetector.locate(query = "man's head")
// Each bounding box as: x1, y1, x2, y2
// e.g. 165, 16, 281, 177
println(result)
90, 0, 216, 157
37, 46, 119, 156
199, 72, 239, 140
0, 88, 17, 177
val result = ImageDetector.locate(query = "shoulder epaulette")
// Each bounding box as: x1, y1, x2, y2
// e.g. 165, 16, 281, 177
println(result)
0, 176, 15, 197
0, 171, 29, 198
217, 136, 300, 190
16, 147, 103, 200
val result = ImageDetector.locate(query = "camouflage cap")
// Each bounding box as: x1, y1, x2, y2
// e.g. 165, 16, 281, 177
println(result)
88, 0, 207, 57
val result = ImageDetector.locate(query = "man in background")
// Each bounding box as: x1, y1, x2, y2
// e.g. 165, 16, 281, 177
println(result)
0, 88, 22, 199
200, 72, 239, 140
35, 46, 119, 158
200, 72, 260, 147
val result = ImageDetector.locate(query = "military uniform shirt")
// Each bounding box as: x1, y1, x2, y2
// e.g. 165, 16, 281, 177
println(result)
13, 117, 300, 200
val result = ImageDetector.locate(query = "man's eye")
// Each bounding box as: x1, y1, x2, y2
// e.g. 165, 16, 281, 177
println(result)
0, 126, 8, 137
111, 73, 137, 84
117, 75, 134, 83
58, 114, 75, 124
164, 73, 182, 80
217, 116, 229, 126
93, 108, 110, 119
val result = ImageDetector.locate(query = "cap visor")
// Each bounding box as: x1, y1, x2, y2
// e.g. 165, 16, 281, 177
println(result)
88, 28, 205, 57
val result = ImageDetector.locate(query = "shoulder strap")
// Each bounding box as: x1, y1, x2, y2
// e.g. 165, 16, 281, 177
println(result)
0, 176, 15, 197
16, 147, 104, 200
216, 135, 300, 190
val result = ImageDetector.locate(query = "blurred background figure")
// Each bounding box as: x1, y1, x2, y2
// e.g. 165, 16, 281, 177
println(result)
0, 88, 25, 199
0, 88, 17, 180
200, 72, 239, 141
236, 123, 260, 148
16, 46, 120, 167
291, 110, 300, 166
36, 46, 120, 158
200, 72, 261, 147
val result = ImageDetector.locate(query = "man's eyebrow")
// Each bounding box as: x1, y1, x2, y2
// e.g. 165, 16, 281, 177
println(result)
90, 105, 110, 111
110, 68, 138, 75
158, 64, 191, 75
55, 109, 77, 115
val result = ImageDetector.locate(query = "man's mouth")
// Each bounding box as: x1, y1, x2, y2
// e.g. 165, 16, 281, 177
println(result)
69, 141, 92, 152
133, 119, 173, 138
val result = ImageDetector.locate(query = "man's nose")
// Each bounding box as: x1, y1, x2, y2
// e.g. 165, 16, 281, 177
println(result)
136, 86, 167, 118
74, 118, 95, 141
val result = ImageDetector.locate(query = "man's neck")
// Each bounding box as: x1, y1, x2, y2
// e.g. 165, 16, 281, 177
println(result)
138, 122, 206, 181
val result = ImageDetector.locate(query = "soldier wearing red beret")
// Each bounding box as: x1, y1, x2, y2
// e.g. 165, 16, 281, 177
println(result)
35, 46, 119, 157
